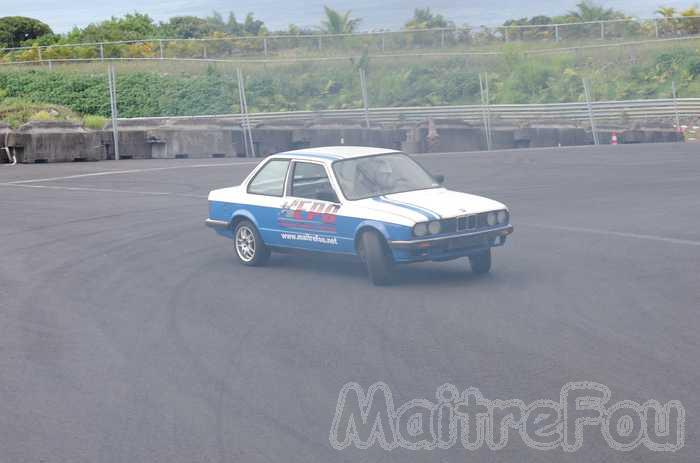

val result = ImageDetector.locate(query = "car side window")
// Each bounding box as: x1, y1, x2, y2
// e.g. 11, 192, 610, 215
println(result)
247, 159, 290, 196
291, 162, 338, 202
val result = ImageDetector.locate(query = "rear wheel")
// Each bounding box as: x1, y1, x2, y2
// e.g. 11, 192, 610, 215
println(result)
234, 220, 270, 266
469, 249, 492, 275
360, 231, 394, 286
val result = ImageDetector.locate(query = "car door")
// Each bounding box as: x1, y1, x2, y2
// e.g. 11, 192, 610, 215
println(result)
277, 160, 349, 253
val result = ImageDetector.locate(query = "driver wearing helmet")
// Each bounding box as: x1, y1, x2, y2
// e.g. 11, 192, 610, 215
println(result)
357, 157, 394, 195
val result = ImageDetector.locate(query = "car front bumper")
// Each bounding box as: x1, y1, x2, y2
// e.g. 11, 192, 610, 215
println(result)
388, 224, 514, 263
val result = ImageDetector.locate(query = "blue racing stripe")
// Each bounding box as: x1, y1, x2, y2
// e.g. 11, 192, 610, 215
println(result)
373, 196, 438, 221
378, 196, 441, 220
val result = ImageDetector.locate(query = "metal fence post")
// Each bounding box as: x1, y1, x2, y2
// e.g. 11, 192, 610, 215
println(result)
555, 24, 560, 42
485, 72, 492, 149
654, 19, 659, 38
318, 36, 323, 51
237, 68, 249, 157
582, 78, 599, 145
359, 68, 370, 129
236, 69, 249, 158
107, 65, 120, 160
441, 30, 445, 48
159, 40, 164, 59
672, 80, 681, 134
237, 68, 255, 157
263, 37, 268, 56
600, 22, 605, 40
37, 47, 42, 62
100, 44, 105, 62
479, 72, 492, 151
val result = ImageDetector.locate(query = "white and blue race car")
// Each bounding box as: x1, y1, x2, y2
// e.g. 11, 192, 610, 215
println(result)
206, 146, 513, 285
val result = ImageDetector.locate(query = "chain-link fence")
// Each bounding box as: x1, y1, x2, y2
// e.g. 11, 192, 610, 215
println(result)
0, 53, 694, 162
1, 38, 697, 157
3, 17, 700, 63
87, 62, 700, 132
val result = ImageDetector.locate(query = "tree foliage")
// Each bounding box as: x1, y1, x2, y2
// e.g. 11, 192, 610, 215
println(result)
320, 6, 361, 34
405, 8, 452, 29
566, 1, 625, 21
159, 16, 212, 39
64, 13, 158, 43
655, 5, 700, 35
3, 43, 700, 121
0, 16, 53, 48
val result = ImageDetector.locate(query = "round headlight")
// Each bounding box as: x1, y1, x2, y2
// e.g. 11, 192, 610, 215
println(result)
414, 223, 428, 237
486, 212, 498, 226
497, 210, 508, 224
428, 220, 441, 235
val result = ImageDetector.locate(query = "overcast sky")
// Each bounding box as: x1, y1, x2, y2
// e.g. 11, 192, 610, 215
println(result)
1, 0, 689, 33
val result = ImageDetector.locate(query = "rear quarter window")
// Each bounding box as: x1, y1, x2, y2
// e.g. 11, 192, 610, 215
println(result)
247, 159, 290, 197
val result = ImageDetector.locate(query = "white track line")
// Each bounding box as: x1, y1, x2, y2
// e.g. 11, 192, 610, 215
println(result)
6, 161, 259, 185
0, 182, 206, 199
4, 182, 699, 246
522, 223, 700, 247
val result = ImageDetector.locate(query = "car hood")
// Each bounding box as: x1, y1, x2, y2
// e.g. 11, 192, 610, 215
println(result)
377, 188, 507, 221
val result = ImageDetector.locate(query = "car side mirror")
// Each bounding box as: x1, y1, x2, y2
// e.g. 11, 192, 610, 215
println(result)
433, 174, 445, 185
317, 191, 340, 203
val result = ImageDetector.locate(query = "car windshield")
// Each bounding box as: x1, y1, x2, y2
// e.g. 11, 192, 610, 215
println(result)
332, 153, 440, 200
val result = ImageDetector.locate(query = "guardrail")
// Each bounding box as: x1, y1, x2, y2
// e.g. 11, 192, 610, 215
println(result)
3, 15, 700, 61
118, 98, 700, 126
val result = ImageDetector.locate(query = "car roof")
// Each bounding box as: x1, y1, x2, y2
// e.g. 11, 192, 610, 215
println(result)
272, 146, 401, 162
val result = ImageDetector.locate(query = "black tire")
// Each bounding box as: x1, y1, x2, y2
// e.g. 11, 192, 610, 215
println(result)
469, 249, 492, 275
233, 219, 270, 266
360, 231, 394, 286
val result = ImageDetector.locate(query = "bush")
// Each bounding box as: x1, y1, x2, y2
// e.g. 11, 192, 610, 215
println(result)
1, 41, 699, 118
83, 114, 108, 129
30, 110, 54, 121
0, 98, 79, 127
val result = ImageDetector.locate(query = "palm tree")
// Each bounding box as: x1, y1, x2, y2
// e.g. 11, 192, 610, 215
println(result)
680, 6, 700, 34
567, 1, 621, 21
655, 6, 678, 36
320, 6, 361, 34
655, 6, 676, 19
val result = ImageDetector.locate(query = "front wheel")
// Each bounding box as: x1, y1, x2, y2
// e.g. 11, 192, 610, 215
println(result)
360, 231, 394, 286
469, 249, 492, 275
234, 219, 270, 266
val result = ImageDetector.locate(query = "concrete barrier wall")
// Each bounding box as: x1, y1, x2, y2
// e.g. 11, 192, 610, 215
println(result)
8, 121, 105, 163
1, 119, 686, 163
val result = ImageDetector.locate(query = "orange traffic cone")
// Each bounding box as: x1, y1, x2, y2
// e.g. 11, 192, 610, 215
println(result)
611, 130, 618, 145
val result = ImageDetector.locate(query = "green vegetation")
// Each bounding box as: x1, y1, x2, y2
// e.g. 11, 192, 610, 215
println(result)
0, 98, 81, 127
3, 2, 700, 63
2, 2, 700, 124
0, 16, 53, 48
82, 114, 108, 130
1, 41, 699, 121
30, 110, 55, 121
566, 1, 624, 21
2, 2, 700, 52
405, 8, 452, 29
320, 6, 362, 34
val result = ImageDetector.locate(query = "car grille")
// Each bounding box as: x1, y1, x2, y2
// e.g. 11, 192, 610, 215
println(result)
457, 215, 477, 231
436, 213, 498, 236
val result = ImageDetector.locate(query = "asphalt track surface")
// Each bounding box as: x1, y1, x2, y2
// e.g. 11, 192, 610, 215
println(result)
0, 143, 698, 463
